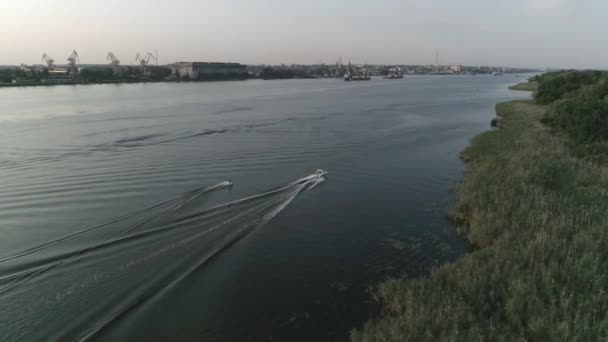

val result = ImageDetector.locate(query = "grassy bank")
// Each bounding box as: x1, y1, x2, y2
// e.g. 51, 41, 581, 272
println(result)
352, 81, 608, 340
508, 81, 539, 91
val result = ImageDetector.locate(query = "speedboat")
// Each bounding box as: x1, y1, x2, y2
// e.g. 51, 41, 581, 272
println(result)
315, 169, 328, 178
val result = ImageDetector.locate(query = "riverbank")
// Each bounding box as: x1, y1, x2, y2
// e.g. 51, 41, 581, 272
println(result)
0, 80, 117, 87
0, 79, 240, 88
352, 82, 608, 340
508, 81, 539, 91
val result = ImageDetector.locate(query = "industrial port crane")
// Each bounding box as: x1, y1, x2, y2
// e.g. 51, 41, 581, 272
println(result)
42, 53, 55, 70
135, 52, 156, 67
107, 52, 120, 66
66, 50, 80, 76
67, 50, 79, 66
135, 52, 157, 77
334, 57, 345, 78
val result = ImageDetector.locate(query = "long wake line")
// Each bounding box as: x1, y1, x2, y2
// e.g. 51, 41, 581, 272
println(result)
0, 181, 233, 265
0, 172, 326, 342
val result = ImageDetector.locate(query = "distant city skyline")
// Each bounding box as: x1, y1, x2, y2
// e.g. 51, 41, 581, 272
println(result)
1, 0, 607, 69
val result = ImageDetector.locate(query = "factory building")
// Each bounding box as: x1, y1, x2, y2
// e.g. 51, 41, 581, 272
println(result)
170, 62, 248, 81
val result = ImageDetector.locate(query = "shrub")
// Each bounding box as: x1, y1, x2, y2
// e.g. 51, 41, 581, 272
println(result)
545, 79, 608, 142
535, 70, 607, 104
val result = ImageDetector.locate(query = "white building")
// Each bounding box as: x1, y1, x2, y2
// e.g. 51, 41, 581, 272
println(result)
450, 65, 464, 73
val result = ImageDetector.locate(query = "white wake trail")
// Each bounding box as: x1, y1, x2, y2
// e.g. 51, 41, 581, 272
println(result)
1, 172, 327, 342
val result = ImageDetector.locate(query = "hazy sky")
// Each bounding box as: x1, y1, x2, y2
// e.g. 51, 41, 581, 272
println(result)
1, 0, 607, 68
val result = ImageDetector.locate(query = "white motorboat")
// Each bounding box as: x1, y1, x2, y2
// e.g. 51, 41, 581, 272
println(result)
315, 169, 328, 178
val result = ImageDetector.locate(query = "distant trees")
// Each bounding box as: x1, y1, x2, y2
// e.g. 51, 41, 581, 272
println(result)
14, 68, 25, 79
80, 68, 116, 82
147, 66, 172, 81
258, 67, 313, 80
259, 67, 296, 80
0, 69, 14, 83
1, 67, 47, 83
123, 67, 143, 80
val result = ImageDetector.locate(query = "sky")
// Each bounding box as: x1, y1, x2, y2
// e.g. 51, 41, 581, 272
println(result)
1, 0, 607, 69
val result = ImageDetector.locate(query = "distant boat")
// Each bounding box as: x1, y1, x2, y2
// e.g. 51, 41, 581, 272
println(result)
384, 67, 404, 79
492, 71, 504, 76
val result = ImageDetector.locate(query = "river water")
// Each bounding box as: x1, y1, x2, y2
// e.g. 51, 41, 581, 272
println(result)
0, 76, 530, 341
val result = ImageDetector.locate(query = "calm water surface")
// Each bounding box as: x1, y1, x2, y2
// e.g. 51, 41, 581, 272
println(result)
0, 76, 530, 341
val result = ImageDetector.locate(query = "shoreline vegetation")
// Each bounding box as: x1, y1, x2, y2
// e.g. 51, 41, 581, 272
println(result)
508, 81, 539, 91
0, 64, 538, 89
353, 71, 608, 341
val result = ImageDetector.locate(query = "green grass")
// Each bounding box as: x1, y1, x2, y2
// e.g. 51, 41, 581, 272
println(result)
509, 81, 539, 91
352, 99, 608, 341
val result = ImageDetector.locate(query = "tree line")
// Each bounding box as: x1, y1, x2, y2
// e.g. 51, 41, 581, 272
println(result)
533, 70, 608, 142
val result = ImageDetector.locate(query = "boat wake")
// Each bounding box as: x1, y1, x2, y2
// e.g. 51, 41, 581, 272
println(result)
0, 172, 326, 342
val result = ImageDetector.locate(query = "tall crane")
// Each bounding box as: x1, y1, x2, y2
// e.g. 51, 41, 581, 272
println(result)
42, 53, 55, 70
135, 52, 156, 67
66, 50, 80, 76
107, 52, 120, 66
67, 50, 79, 69
135, 52, 157, 76
333, 56, 344, 78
